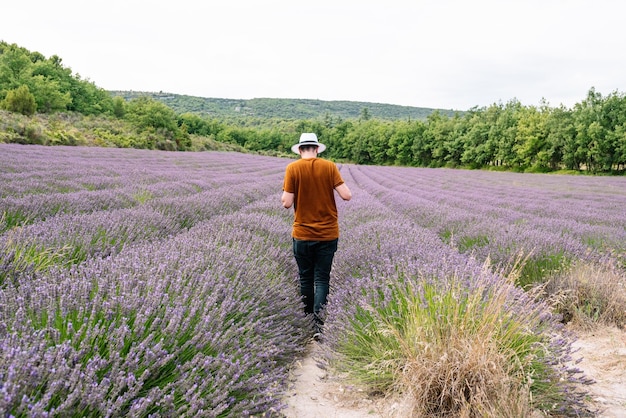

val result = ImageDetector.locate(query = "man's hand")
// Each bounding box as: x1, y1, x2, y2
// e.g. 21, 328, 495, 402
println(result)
335, 183, 352, 201
281, 191, 294, 208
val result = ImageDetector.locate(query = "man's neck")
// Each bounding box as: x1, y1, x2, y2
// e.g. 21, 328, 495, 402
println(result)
300, 151, 318, 159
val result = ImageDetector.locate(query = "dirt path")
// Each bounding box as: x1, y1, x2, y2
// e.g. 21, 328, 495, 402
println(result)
282, 341, 388, 417
281, 326, 626, 417
571, 326, 626, 417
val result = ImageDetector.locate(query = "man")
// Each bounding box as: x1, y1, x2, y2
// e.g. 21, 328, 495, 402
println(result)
282, 133, 352, 339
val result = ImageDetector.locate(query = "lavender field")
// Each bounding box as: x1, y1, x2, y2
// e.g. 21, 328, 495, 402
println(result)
1, 144, 625, 416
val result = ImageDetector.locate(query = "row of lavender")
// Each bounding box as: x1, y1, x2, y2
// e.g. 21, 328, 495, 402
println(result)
1, 145, 310, 416
1, 145, 285, 233
345, 164, 626, 285
2, 144, 625, 415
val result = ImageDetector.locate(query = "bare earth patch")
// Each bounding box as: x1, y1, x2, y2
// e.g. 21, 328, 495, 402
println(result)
282, 326, 626, 417
282, 341, 387, 417
571, 325, 626, 417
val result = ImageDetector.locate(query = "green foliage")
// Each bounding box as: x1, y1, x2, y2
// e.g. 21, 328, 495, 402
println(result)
0, 45, 33, 87
125, 96, 191, 150
0, 240, 75, 285
1, 210, 32, 232
111, 91, 455, 120
126, 96, 178, 131
28, 75, 72, 112
0, 41, 113, 116
457, 234, 490, 252
188, 134, 248, 153
0, 109, 208, 151
2, 84, 36, 115
112, 96, 126, 118
0, 110, 40, 144
516, 252, 570, 289
45, 116, 85, 146
67, 75, 114, 115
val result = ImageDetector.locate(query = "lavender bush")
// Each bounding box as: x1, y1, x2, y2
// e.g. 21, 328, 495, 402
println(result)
2, 144, 625, 416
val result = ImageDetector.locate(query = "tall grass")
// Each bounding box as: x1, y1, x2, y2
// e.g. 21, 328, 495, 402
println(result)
325, 264, 594, 417
542, 259, 626, 329
0, 241, 75, 285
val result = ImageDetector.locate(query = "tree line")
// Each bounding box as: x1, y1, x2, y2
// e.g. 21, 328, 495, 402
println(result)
345, 90, 626, 173
180, 89, 626, 173
1, 41, 625, 173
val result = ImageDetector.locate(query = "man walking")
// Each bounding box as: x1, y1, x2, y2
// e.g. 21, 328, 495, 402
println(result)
282, 133, 352, 339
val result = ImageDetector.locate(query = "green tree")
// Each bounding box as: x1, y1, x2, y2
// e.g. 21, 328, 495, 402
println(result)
2, 84, 37, 115
112, 96, 126, 118
597, 91, 626, 171
126, 96, 178, 131
514, 105, 549, 170
215, 126, 257, 148
126, 96, 190, 150
27, 75, 72, 113
325, 120, 353, 161
0, 45, 71, 113
359, 107, 371, 121
67, 76, 114, 115
32, 55, 72, 93
343, 120, 392, 165
612, 123, 626, 170
460, 109, 491, 168
572, 89, 603, 171
481, 104, 504, 167
423, 111, 456, 167
0, 46, 33, 89
1, 43, 115, 115
410, 122, 433, 167
388, 120, 421, 166
544, 105, 574, 170
493, 100, 522, 168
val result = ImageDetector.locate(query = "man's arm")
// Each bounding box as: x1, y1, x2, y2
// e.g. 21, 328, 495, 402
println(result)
281, 191, 294, 208
335, 183, 352, 201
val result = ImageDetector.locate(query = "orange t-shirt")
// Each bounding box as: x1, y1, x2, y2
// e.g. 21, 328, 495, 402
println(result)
283, 158, 345, 240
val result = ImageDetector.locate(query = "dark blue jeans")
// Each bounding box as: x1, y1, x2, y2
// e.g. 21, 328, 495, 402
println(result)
292, 238, 338, 320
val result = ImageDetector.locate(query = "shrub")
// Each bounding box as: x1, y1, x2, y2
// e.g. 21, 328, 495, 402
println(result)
2, 85, 37, 116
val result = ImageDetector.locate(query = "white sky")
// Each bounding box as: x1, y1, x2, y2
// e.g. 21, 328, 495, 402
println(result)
2, 0, 625, 110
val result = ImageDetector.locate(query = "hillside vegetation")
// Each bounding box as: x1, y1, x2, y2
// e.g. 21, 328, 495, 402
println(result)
109, 90, 458, 120
1, 41, 625, 173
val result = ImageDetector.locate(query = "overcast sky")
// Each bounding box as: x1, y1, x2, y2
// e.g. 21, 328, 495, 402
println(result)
3, 0, 625, 111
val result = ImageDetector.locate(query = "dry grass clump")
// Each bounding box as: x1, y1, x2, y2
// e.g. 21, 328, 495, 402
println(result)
395, 332, 535, 417
382, 277, 549, 417
327, 266, 593, 417
541, 259, 626, 329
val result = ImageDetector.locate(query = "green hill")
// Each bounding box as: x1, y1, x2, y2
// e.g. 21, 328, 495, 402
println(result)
109, 91, 460, 120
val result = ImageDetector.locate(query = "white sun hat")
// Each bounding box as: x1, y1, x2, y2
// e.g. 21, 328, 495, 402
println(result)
291, 133, 326, 154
